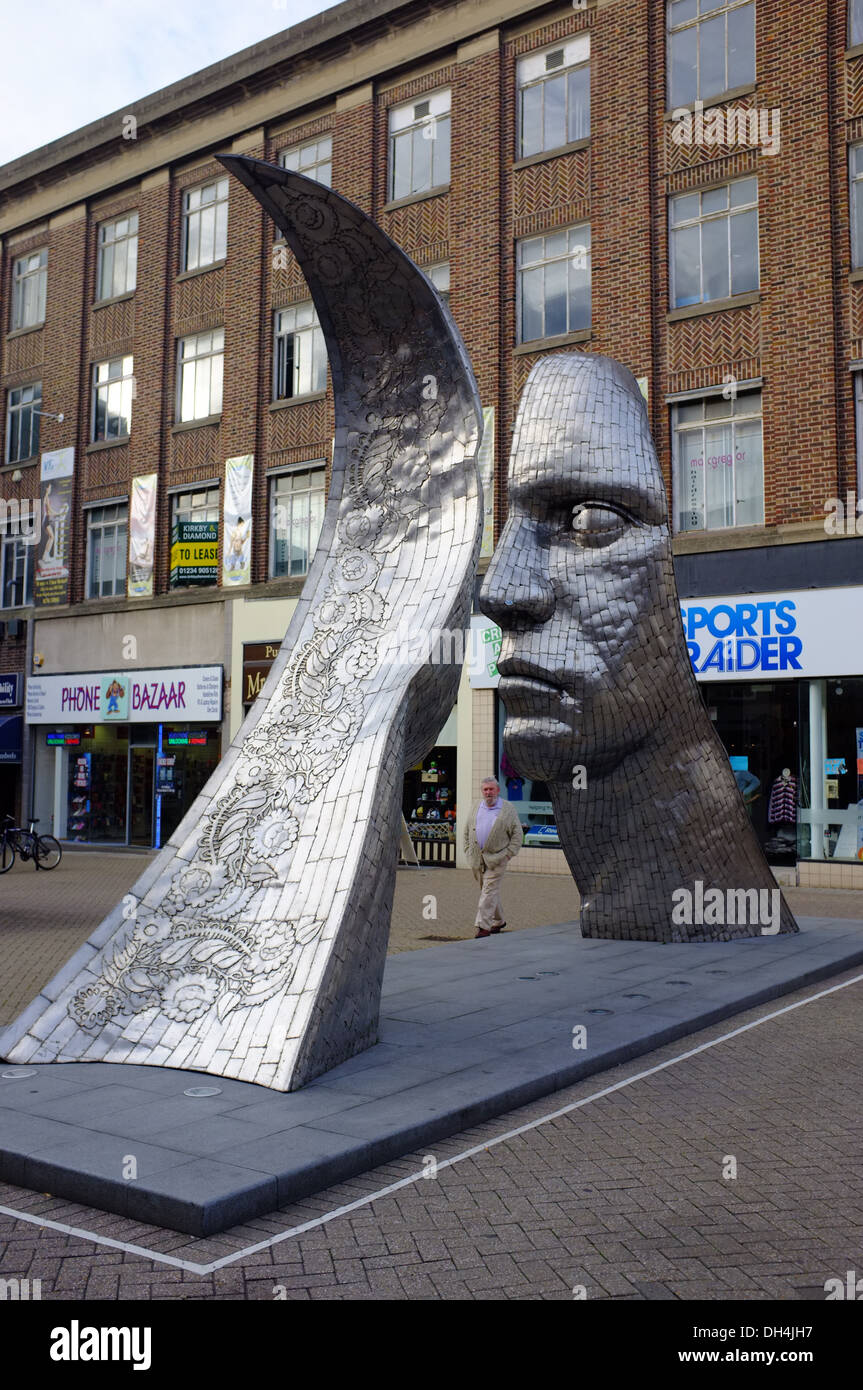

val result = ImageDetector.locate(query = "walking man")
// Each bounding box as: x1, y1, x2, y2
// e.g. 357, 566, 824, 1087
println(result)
463, 777, 523, 938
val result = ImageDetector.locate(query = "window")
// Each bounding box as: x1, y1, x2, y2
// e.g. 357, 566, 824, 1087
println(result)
97, 212, 138, 300
177, 329, 224, 422
10, 249, 47, 331
851, 146, 863, 269
517, 36, 590, 159
280, 136, 332, 186
86, 502, 128, 598
172, 486, 220, 525
389, 90, 451, 202
426, 262, 450, 305
182, 178, 228, 272
856, 373, 863, 501
852, 0, 863, 47
670, 177, 759, 308
517, 225, 591, 343
672, 388, 763, 532
269, 466, 326, 578
668, 0, 755, 109
5, 382, 41, 464
273, 304, 326, 400
0, 528, 35, 608
92, 356, 134, 442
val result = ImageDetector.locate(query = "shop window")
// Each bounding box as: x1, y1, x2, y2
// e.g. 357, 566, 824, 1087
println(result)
495, 691, 558, 845
672, 388, 763, 532
280, 136, 332, 187
403, 746, 457, 865
425, 261, 450, 305
5, 381, 41, 464
269, 466, 325, 578
667, 0, 755, 110
669, 177, 759, 308
0, 528, 35, 608
11, 249, 47, 332
273, 303, 326, 400
92, 355, 134, 442
517, 225, 591, 343
852, 0, 863, 47
96, 212, 138, 300
517, 36, 590, 160
388, 90, 451, 202
182, 177, 228, 272
177, 329, 223, 422
86, 502, 128, 599
797, 678, 863, 863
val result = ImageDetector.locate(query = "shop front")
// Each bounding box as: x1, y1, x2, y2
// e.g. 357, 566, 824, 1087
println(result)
0, 672, 23, 817
682, 587, 863, 877
26, 665, 223, 848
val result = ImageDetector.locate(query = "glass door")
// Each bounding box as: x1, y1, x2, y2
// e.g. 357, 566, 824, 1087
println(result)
128, 744, 155, 846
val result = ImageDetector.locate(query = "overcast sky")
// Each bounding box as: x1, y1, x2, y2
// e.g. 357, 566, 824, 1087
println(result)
0, 0, 334, 167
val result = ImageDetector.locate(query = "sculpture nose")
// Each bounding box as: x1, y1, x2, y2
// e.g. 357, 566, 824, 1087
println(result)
479, 514, 555, 627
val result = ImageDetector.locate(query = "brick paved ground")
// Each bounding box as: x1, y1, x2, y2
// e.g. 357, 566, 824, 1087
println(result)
2, 849, 861, 1024
1, 966, 862, 1300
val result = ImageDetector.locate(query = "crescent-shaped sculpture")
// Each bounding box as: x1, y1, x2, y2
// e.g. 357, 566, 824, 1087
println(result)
1, 157, 483, 1091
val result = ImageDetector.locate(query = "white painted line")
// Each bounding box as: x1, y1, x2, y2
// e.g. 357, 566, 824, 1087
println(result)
2, 968, 862, 1278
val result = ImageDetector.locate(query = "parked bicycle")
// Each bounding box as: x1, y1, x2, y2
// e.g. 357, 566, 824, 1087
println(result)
0, 816, 62, 873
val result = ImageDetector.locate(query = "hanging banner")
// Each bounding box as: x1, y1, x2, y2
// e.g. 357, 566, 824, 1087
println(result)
857, 729, 863, 860
128, 472, 157, 598
35, 448, 74, 608
223, 454, 253, 586
478, 407, 495, 558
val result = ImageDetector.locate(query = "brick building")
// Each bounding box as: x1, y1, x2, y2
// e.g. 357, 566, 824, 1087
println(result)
1, 0, 863, 883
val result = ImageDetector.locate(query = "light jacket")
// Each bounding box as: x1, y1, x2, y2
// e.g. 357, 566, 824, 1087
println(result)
462, 798, 523, 878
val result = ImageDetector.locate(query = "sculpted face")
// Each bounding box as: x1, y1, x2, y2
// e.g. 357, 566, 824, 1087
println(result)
480, 354, 690, 783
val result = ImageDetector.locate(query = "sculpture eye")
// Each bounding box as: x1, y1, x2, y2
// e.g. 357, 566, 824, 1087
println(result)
570, 503, 631, 545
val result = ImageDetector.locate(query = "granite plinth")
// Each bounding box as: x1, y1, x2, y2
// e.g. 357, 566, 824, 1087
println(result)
1, 915, 861, 1236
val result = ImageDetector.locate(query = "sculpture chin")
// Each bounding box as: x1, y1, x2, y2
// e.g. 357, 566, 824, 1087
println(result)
501, 718, 628, 785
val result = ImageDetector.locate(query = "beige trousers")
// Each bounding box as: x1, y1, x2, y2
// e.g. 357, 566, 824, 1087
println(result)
475, 857, 509, 931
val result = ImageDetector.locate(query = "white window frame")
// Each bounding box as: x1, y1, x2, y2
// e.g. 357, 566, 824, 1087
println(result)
0, 528, 36, 609
516, 35, 591, 160
273, 303, 327, 400
92, 355, 134, 443
177, 329, 224, 422
669, 177, 759, 308
5, 381, 41, 464
280, 135, 332, 186
516, 224, 591, 344
667, 0, 756, 109
425, 262, 450, 304
851, 145, 863, 270
388, 89, 451, 202
671, 387, 764, 533
269, 464, 326, 579
85, 501, 128, 599
10, 249, 47, 331
181, 177, 228, 272
852, 0, 863, 47
96, 212, 138, 301
171, 485, 220, 526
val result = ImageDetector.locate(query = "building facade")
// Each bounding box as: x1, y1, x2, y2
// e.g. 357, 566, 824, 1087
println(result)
1, 0, 863, 884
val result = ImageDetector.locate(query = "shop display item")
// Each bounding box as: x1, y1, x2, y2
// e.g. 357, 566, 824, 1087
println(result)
480, 352, 798, 942
1, 157, 483, 1090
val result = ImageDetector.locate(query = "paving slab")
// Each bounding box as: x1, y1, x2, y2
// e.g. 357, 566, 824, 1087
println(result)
1, 915, 863, 1236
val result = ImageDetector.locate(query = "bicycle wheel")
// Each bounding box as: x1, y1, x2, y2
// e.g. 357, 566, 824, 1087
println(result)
35, 835, 62, 870
0, 838, 14, 874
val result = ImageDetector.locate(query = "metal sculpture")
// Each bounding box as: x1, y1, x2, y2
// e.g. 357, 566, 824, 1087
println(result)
480, 353, 797, 942
1, 156, 483, 1090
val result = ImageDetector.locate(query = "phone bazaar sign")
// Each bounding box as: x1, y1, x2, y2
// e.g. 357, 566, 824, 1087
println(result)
681, 589, 863, 680
26, 666, 223, 724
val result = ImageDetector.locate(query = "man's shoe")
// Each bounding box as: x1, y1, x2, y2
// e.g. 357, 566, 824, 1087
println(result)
475, 928, 492, 938
490, 921, 507, 933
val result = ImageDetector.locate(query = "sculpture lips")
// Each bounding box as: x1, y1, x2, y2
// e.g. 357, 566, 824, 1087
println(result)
497, 659, 567, 694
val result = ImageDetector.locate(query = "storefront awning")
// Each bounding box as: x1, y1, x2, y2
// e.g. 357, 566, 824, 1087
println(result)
0, 715, 22, 764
